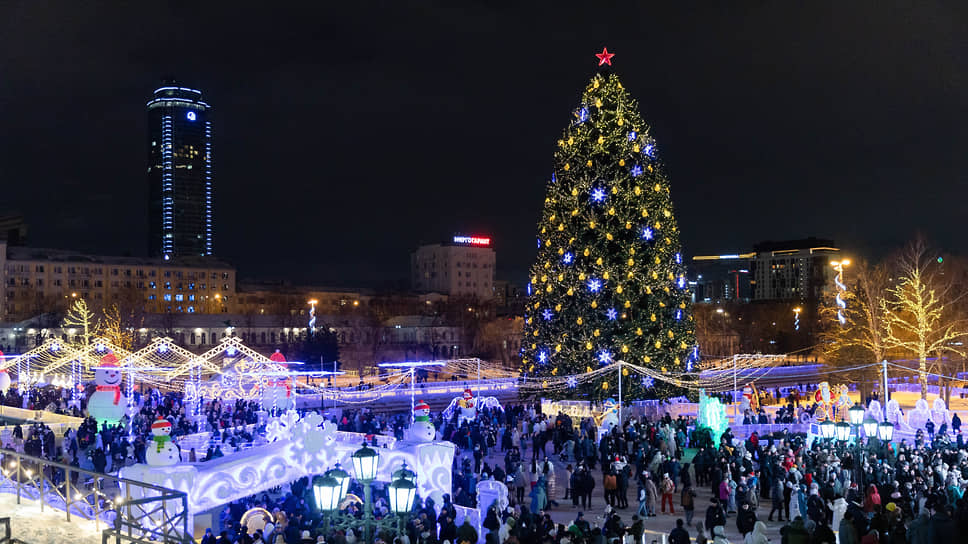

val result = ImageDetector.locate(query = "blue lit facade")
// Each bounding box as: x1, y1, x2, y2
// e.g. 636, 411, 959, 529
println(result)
147, 85, 213, 259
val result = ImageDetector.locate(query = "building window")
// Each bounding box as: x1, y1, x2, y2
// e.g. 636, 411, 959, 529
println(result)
149, 282, 156, 289
187, 306, 194, 313
175, 294, 184, 301
164, 294, 172, 301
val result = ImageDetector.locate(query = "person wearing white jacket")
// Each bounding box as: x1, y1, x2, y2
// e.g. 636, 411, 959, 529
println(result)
830, 496, 847, 537
713, 525, 731, 544
744, 521, 768, 544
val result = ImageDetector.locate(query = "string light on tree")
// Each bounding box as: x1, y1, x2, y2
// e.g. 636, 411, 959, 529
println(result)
521, 48, 697, 402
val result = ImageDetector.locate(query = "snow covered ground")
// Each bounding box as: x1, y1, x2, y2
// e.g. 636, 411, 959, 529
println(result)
0, 492, 103, 544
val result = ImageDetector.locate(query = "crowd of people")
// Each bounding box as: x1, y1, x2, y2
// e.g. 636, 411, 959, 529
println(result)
7, 380, 968, 544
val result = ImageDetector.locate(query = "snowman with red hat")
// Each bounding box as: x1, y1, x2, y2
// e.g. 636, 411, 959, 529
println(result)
0, 350, 10, 394
146, 416, 181, 466
87, 353, 126, 425
407, 400, 436, 442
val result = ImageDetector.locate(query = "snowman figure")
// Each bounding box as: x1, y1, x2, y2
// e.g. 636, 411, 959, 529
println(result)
260, 377, 294, 412
458, 388, 477, 423
87, 353, 126, 425
408, 400, 436, 442
0, 350, 10, 394
146, 416, 181, 466
261, 350, 295, 412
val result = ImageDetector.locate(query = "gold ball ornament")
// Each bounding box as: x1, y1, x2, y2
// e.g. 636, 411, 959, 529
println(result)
602, 381, 609, 390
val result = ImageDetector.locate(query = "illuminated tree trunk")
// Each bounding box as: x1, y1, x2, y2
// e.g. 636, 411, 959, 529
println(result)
919, 355, 928, 400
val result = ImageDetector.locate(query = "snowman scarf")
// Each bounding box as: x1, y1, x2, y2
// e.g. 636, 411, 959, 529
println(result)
153, 434, 172, 453
96, 384, 121, 405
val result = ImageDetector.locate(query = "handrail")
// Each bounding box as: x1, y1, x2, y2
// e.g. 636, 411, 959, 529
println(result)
0, 448, 192, 543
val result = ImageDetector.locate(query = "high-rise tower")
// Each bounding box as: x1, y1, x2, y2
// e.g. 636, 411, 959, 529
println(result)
147, 83, 213, 259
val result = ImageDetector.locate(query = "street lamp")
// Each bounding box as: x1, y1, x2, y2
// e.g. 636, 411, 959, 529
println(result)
387, 477, 417, 515
312, 474, 342, 512
326, 463, 350, 500
351, 442, 379, 482
392, 462, 416, 485
820, 419, 836, 440
848, 404, 866, 426
835, 422, 851, 442
878, 421, 894, 441
862, 418, 879, 439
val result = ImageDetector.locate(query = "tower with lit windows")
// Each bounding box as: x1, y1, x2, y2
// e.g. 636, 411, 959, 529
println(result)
147, 82, 214, 259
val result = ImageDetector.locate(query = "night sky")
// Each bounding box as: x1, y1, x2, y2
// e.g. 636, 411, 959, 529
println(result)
1, 3, 964, 288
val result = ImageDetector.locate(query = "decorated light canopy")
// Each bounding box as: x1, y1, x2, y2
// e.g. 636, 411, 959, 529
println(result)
521, 49, 696, 401
388, 477, 417, 515
351, 442, 379, 482
862, 418, 879, 438
848, 403, 866, 426
312, 474, 343, 512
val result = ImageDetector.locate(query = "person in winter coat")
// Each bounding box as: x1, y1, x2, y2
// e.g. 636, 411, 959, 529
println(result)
769, 475, 785, 522
645, 474, 659, 516
682, 483, 697, 525
736, 502, 757, 538
830, 496, 847, 535
744, 521, 768, 544
863, 484, 881, 513
669, 518, 690, 544
712, 525, 730, 544
706, 498, 726, 533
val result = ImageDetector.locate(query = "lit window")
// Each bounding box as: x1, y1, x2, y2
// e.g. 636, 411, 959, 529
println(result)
175, 294, 184, 301
163, 294, 172, 301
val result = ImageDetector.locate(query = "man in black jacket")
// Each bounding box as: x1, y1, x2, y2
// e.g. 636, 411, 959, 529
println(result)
736, 501, 757, 538
705, 498, 726, 533
669, 518, 690, 544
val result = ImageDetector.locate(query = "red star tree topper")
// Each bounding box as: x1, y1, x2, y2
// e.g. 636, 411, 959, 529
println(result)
595, 47, 615, 66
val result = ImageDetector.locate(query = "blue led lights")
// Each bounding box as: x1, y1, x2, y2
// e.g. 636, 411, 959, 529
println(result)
566, 375, 578, 388
598, 350, 613, 365
186, 111, 197, 121
562, 252, 574, 265
628, 131, 638, 141
641, 227, 654, 241
591, 187, 607, 203
542, 309, 554, 321
606, 308, 618, 320
587, 278, 602, 293
631, 165, 643, 177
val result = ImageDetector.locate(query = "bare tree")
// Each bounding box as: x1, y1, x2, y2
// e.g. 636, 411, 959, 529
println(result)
882, 238, 967, 399
818, 258, 890, 398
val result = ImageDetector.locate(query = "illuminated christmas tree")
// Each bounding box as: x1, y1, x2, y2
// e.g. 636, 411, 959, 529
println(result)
522, 49, 697, 402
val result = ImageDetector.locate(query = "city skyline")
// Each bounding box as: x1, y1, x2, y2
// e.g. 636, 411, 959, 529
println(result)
0, 4, 964, 288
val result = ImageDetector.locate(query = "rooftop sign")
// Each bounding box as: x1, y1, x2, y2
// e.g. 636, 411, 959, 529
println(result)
453, 236, 491, 246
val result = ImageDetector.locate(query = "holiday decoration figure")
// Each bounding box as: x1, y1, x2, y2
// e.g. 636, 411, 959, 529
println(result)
0, 350, 10, 394
407, 400, 436, 443
814, 381, 832, 421
596, 398, 620, 435
521, 49, 697, 401
458, 388, 476, 422
146, 416, 181, 466
261, 350, 294, 412
87, 353, 126, 425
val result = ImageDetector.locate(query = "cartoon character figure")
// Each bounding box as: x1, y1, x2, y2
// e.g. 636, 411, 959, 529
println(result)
0, 350, 9, 394
814, 381, 832, 421
834, 384, 852, 418
146, 416, 180, 466
87, 353, 126, 425
458, 388, 477, 422
407, 400, 436, 442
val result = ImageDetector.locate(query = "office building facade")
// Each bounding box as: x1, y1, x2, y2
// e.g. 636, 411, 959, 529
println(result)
411, 236, 496, 300
147, 84, 214, 259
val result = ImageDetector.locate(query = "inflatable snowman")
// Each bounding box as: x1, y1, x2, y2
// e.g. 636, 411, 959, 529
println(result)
408, 400, 436, 442
147, 416, 181, 466
600, 398, 620, 434
261, 350, 295, 412
458, 388, 477, 423
87, 353, 126, 425
0, 350, 10, 394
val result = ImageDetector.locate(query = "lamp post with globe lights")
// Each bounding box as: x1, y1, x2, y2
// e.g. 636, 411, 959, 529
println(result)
312, 444, 418, 544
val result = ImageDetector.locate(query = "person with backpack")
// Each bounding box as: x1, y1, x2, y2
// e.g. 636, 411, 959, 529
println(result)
682, 482, 697, 525
662, 473, 676, 514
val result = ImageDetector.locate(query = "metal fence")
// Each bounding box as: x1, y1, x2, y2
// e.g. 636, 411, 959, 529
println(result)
0, 449, 192, 544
